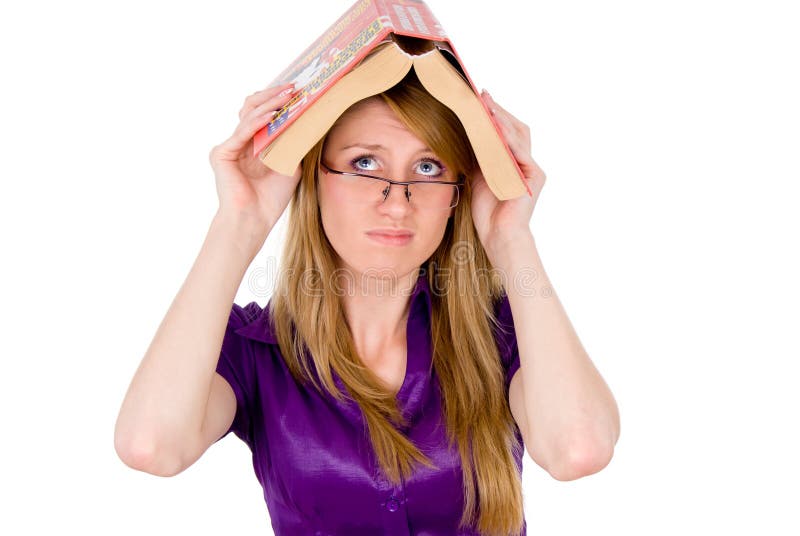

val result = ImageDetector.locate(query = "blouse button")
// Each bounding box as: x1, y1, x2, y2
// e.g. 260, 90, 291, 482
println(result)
386, 497, 400, 512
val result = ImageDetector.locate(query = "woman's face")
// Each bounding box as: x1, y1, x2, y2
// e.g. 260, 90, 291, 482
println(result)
318, 98, 455, 281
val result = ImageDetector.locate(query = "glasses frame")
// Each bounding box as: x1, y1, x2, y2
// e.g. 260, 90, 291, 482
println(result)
319, 161, 466, 210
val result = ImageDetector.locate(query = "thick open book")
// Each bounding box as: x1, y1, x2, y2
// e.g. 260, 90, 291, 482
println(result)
253, 0, 532, 201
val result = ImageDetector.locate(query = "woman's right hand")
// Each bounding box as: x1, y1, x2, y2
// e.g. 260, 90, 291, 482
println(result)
209, 82, 302, 234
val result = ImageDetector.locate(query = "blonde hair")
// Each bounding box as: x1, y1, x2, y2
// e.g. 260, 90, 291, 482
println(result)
269, 71, 524, 535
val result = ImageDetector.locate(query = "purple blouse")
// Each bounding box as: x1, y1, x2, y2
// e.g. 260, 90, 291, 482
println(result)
214, 271, 525, 535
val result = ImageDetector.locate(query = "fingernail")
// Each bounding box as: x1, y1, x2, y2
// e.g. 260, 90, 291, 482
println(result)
266, 81, 294, 90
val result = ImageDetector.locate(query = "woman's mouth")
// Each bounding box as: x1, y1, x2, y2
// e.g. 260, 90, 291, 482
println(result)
365, 230, 414, 246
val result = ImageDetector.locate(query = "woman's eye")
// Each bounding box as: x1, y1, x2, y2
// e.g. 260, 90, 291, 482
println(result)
416, 159, 444, 177
351, 156, 378, 171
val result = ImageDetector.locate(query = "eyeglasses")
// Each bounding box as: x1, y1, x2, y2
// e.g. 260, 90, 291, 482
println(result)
320, 161, 466, 211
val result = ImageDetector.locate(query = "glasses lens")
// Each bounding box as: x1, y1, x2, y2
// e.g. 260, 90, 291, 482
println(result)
407, 182, 459, 210
336, 173, 459, 210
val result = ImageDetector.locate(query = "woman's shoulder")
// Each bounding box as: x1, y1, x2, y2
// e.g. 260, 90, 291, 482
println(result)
491, 291, 514, 330
228, 300, 279, 345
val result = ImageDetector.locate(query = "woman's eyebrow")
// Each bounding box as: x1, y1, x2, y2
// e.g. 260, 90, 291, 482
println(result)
340, 143, 434, 155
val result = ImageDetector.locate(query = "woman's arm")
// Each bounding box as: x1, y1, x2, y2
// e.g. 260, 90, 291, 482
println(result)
498, 231, 620, 481
470, 90, 619, 480
114, 83, 299, 476
114, 211, 264, 476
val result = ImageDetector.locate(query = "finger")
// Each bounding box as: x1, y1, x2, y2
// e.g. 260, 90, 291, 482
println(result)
482, 91, 528, 136
238, 82, 295, 120
489, 103, 521, 145
215, 106, 280, 161
481, 92, 543, 179
232, 89, 293, 143
482, 90, 512, 118
237, 84, 293, 122
484, 96, 532, 155
243, 82, 294, 108
481, 89, 517, 132
489, 109, 540, 171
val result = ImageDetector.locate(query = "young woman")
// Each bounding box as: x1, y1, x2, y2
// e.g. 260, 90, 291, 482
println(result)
115, 71, 620, 536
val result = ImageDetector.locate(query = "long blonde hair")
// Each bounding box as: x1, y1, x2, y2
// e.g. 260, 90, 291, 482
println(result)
269, 71, 524, 536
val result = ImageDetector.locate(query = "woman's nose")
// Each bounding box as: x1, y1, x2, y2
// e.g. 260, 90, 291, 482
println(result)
378, 183, 412, 214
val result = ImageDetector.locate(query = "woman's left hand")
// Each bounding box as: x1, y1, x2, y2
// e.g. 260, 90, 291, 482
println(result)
470, 90, 546, 262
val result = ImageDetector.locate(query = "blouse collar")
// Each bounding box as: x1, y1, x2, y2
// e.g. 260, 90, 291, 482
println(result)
234, 267, 433, 345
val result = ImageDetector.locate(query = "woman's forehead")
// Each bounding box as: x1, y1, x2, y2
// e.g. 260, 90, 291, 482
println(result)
332, 99, 397, 130
325, 105, 427, 152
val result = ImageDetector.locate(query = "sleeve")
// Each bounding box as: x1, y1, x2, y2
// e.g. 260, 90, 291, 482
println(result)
492, 293, 521, 401
213, 300, 262, 446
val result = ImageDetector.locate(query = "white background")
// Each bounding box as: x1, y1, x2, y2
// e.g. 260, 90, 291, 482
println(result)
2, 0, 798, 534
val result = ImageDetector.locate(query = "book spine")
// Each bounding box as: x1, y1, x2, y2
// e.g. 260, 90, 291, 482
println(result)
374, 0, 448, 41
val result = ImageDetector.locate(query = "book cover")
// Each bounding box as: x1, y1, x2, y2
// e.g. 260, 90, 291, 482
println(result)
253, 0, 531, 199
253, 0, 452, 158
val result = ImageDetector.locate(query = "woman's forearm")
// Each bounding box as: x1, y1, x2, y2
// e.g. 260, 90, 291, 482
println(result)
492, 231, 620, 478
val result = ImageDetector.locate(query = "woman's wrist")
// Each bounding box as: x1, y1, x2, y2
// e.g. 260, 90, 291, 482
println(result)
210, 209, 270, 263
